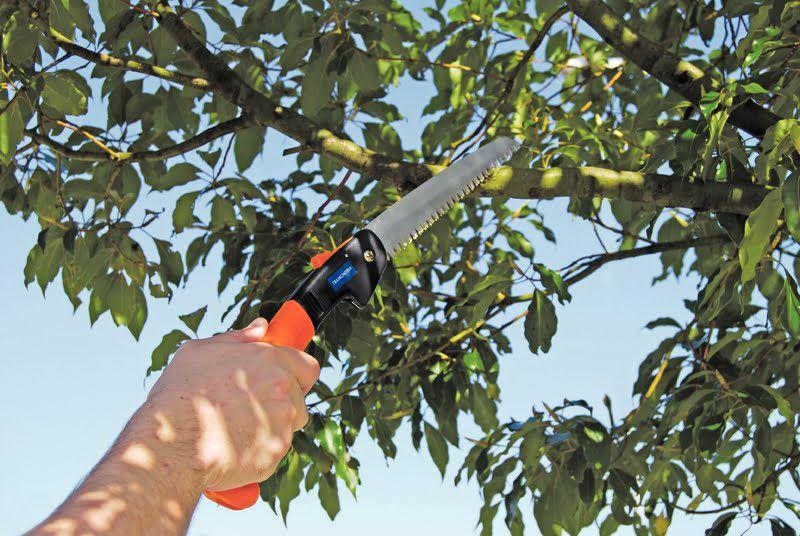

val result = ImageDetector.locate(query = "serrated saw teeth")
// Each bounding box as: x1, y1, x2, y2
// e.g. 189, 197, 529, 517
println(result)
366, 137, 521, 257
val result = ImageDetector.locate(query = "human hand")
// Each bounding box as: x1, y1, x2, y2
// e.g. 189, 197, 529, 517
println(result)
137, 318, 320, 492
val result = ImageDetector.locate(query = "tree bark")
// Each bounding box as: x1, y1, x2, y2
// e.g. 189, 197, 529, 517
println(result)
565, 0, 783, 138
482, 166, 767, 215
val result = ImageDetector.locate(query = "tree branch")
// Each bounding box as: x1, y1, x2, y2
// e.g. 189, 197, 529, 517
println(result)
561, 235, 730, 286
358, 49, 500, 79
565, 0, 783, 138
25, 115, 255, 162
19, 0, 213, 91
671, 450, 800, 515
482, 166, 769, 215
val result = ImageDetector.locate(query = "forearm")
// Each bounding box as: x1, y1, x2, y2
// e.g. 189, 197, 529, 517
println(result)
27, 402, 203, 536
27, 319, 319, 534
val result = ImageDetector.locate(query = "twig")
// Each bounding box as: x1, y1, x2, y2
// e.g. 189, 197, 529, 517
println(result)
561, 235, 730, 286
118, 0, 157, 16
47, 118, 119, 158
589, 216, 656, 245
447, 6, 569, 163
26, 115, 255, 162
672, 451, 799, 515
232, 170, 354, 326
297, 170, 353, 249
359, 49, 500, 79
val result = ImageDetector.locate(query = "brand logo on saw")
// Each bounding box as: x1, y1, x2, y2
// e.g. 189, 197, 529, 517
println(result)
327, 261, 357, 291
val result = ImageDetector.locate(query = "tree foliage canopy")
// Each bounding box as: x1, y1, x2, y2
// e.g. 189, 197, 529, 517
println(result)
2, 0, 800, 533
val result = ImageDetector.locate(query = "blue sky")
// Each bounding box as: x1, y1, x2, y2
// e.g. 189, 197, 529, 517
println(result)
1, 2, 795, 535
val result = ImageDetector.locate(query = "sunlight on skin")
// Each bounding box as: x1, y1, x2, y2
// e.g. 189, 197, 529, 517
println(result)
26, 319, 320, 536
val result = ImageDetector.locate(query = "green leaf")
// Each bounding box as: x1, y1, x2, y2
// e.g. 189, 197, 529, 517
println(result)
2, 13, 39, 65
392, 243, 422, 285
340, 395, 366, 431
179, 306, 207, 334
743, 38, 765, 68
520, 426, 545, 469
769, 519, 795, 536
49, 0, 93, 40
36, 236, 64, 294
741, 82, 769, 94
172, 191, 200, 233
760, 384, 794, 421
471, 384, 499, 432
276, 450, 303, 520
154, 239, 184, 286
210, 196, 237, 229
424, 421, 448, 477
782, 171, 800, 242
784, 277, 800, 337
107, 273, 148, 338
523, 290, 557, 353
42, 72, 89, 116
758, 119, 800, 182
363, 123, 403, 160
579, 468, 596, 504
89, 273, 113, 325
706, 512, 736, 535
317, 419, 345, 460
234, 126, 265, 172
350, 53, 381, 94
478, 502, 500, 536
301, 59, 334, 116
754, 416, 772, 460
146, 163, 200, 191
507, 229, 534, 258
534, 264, 571, 303
739, 188, 782, 283
0, 96, 29, 164
317, 473, 340, 520
148, 329, 189, 373
645, 317, 682, 330
317, 419, 351, 489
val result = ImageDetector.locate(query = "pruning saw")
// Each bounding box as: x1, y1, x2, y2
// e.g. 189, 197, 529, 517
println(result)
205, 137, 520, 510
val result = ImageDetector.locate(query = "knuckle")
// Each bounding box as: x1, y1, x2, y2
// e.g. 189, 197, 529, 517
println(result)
269, 399, 294, 421
285, 348, 320, 384
306, 355, 321, 380
277, 400, 297, 422
269, 374, 292, 398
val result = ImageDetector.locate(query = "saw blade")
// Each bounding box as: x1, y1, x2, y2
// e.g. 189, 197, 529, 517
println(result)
365, 137, 520, 257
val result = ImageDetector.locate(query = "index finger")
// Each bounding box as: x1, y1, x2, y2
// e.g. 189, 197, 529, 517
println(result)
255, 343, 321, 394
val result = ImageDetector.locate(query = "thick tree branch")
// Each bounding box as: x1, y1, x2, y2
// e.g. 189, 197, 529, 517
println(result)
565, 0, 783, 138
19, 1, 213, 91
483, 166, 768, 215
26, 115, 255, 162
152, 2, 767, 216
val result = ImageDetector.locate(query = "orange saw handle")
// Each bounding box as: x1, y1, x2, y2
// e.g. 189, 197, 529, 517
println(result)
203, 229, 388, 511
203, 300, 315, 510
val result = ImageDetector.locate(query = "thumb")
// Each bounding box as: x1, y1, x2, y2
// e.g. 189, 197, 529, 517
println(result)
220, 317, 269, 343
